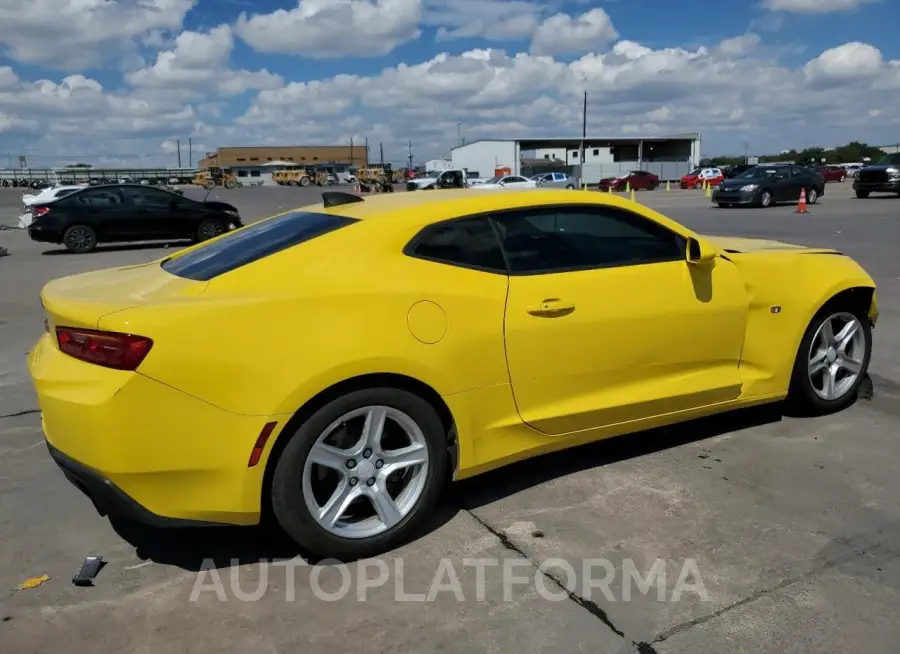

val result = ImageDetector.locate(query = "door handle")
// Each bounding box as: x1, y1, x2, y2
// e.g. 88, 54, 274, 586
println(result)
526, 299, 575, 316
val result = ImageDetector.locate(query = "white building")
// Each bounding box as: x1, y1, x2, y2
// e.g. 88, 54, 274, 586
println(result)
450, 135, 701, 182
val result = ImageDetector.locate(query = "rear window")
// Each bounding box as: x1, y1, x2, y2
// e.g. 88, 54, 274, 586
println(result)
162, 211, 357, 281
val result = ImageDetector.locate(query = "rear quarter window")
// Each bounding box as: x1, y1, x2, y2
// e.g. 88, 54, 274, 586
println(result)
162, 211, 357, 281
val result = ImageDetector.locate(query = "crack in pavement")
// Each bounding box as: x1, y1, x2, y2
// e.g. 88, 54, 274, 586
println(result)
0, 409, 40, 420
463, 508, 659, 654
649, 538, 900, 647
463, 509, 900, 653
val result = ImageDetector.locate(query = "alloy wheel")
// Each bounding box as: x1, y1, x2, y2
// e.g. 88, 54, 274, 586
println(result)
807, 312, 866, 401
301, 405, 429, 539
67, 227, 94, 251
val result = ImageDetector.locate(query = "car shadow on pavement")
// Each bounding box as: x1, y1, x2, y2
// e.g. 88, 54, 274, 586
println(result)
41, 241, 188, 255
109, 405, 783, 571
454, 403, 784, 510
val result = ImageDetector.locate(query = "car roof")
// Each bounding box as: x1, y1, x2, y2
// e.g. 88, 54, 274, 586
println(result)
294, 188, 673, 227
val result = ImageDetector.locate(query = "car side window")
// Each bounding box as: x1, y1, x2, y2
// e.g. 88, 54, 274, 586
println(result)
75, 188, 124, 206
494, 206, 686, 274
409, 217, 507, 273
125, 187, 176, 207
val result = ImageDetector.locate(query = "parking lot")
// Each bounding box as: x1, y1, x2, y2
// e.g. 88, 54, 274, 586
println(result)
2, 181, 900, 653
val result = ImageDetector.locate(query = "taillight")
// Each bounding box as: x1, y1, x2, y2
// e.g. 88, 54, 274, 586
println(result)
32, 206, 50, 218
55, 327, 153, 371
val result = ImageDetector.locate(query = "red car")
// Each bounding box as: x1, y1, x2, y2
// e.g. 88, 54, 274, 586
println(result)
597, 170, 660, 192
816, 165, 846, 183
681, 167, 724, 189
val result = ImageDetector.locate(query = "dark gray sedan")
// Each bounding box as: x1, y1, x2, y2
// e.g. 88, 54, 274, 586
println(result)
712, 164, 825, 208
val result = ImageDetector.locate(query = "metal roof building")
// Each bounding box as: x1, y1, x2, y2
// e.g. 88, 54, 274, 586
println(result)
450, 134, 701, 182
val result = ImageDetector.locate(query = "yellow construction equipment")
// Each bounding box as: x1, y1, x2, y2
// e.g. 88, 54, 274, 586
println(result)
194, 167, 238, 189
272, 168, 317, 187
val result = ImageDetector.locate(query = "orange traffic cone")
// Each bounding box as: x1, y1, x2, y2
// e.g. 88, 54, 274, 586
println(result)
796, 188, 809, 214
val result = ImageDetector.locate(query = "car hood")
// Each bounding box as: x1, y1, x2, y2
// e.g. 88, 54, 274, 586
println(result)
408, 178, 436, 186
703, 234, 840, 254
860, 165, 893, 172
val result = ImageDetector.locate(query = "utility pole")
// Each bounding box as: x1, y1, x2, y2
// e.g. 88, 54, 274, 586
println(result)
407, 141, 413, 171
350, 137, 354, 168
364, 138, 369, 167
176, 139, 182, 167
380, 143, 384, 166
579, 90, 587, 183
188, 138, 192, 168
743, 141, 749, 164
457, 121, 462, 147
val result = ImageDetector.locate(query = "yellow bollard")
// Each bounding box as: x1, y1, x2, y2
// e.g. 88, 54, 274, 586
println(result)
630, 188, 636, 202
666, 180, 671, 192
608, 185, 612, 194
705, 182, 712, 199
626, 181, 631, 193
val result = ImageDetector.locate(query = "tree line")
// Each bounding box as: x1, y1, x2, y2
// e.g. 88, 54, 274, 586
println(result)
701, 141, 893, 167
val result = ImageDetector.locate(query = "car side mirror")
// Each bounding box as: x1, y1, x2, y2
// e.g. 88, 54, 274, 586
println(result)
687, 236, 717, 265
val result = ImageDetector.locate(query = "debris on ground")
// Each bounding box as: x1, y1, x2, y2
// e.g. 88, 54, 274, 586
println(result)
0, 245, 8, 257
16, 575, 50, 590
72, 555, 106, 587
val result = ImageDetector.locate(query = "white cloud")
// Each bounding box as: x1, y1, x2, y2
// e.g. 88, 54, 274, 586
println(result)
427, 0, 546, 41
126, 25, 283, 96
234, 0, 422, 58
719, 33, 761, 55
761, 0, 880, 13
531, 9, 619, 56
804, 42, 884, 83
0, 0, 196, 69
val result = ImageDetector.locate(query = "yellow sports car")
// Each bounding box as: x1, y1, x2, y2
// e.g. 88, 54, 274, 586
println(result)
29, 189, 878, 559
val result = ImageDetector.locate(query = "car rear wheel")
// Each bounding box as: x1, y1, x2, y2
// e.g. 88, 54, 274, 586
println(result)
759, 189, 773, 208
271, 388, 448, 560
788, 306, 871, 415
856, 190, 869, 199
195, 218, 227, 242
62, 225, 97, 253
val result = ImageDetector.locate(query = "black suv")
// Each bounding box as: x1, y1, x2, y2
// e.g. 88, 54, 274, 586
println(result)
28, 184, 243, 253
853, 153, 900, 198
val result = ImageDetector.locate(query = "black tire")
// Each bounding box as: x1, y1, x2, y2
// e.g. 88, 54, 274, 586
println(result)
566, 184, 575, 189
856, 190, 869, 199
807, 187, 820, 205
62, 225, 97, 254
288, 180, 298, 187
759, 189, 774, 208
271, 387, 448, 560
787, 302, 872, 416
195, 218, 227, 242
300, 176, 311, 187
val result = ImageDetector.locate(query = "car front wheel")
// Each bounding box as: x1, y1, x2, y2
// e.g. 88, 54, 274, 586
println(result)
759, 189, 773, 207
195, 218, 227, 242
788, 306, 871, 415
807, 187, 819, 204
271, 388, 448, 560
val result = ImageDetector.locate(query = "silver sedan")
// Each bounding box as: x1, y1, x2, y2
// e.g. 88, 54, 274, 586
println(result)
532, 172, 578, 189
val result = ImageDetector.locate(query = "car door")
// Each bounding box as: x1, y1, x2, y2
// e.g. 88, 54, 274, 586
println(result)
498, 205, 748, 435
122, 186, 190, 238
769, 168, 793, 202
502, 176, 532, 188
68, 187, 131, 240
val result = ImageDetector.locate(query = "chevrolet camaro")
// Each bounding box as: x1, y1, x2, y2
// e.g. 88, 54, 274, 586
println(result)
29, 189, 878, 559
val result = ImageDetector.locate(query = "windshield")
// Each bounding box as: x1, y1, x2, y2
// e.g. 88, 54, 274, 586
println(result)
416, 171, 438, 179
875, 154, 900, 166
737, 167, 780, 180
486, 175, 504, 184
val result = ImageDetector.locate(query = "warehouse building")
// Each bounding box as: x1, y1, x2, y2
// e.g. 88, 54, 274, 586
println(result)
199, 145, 368, 185
451, 134, 700, 183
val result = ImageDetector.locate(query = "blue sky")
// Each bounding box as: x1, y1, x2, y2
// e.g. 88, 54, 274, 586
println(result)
0, 0, 897, 166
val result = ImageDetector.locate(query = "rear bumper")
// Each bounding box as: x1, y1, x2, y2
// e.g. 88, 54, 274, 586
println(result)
28, 332, 283, 526
28, 224, 63, 243
47, 441, 217, 527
